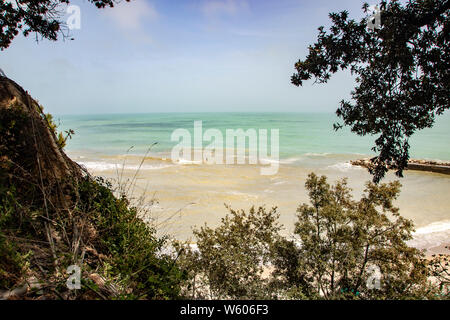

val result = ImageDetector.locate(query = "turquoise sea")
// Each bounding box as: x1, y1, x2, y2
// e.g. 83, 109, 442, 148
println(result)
58, 112, 450, 162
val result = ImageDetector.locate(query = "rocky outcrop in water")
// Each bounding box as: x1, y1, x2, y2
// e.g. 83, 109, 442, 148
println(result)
351, 158, 450, 175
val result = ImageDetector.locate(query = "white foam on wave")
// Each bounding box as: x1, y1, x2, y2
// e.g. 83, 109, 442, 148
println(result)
327, 162, 362, 172
408, 220, 450, 250
304, 152, 331, 157
79, 161, 173, 172
79, 161, 116, 171
258, 157, 301, 165
415, 221, 450, 235
281, 157, 302, 164
175, 159, 202, 165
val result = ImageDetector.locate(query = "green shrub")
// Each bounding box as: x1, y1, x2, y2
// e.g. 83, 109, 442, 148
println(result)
273, 173, 432, 300
0, 187, 29, 289
77, 177, 184, 299
177, 206, 281, 299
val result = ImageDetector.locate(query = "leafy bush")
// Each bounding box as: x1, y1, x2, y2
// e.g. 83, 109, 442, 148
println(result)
273, 173, 431, 299
77, 177, 184, 299
176, 206, 281, 299
0, 189, 29, 289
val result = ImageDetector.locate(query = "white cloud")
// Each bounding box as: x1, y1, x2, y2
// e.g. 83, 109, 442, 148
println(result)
103, 0, 158, 30
201, 0, 248, 18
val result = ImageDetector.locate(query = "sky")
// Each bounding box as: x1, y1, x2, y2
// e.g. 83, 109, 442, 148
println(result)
0, 0, 371, 114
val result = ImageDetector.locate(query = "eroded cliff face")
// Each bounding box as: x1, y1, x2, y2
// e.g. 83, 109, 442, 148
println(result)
0, 76, 81, 183
0, 76, 86, 298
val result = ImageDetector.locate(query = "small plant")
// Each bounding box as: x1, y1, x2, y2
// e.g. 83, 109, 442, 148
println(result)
76, 176, 185, 299
40, 108, 75, 149
428, 247, 450, 299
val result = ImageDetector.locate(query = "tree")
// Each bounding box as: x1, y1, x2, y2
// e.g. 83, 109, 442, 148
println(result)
292, 0, 449, 182
273, 173, 431, 299
176, 206, 282, 300
0, 0, 130, 50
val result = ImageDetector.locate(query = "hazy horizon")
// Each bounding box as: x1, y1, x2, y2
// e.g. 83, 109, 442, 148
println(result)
54, 110, 342, 116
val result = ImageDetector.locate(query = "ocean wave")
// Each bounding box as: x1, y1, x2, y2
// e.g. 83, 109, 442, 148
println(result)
280, 157, 302, 164
327, 162, 362, 172
115, 155, 172, 163
414, 220, 450, 235
259, 158, 280, 165
408, 220, 450, 250
174, 159, 203, 165
304, 152, 331, 157
79, 161, 173, 172
257, 157, 301, 165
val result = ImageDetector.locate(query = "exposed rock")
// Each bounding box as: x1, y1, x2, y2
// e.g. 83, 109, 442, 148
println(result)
351, 158, 450, 175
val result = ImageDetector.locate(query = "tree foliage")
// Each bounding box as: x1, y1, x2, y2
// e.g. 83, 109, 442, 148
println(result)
273, 173, 431, 299
292, 0, 449, 182
0, 0, 129, 50
176, 206, 282, 299
427, 247, 450, 298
